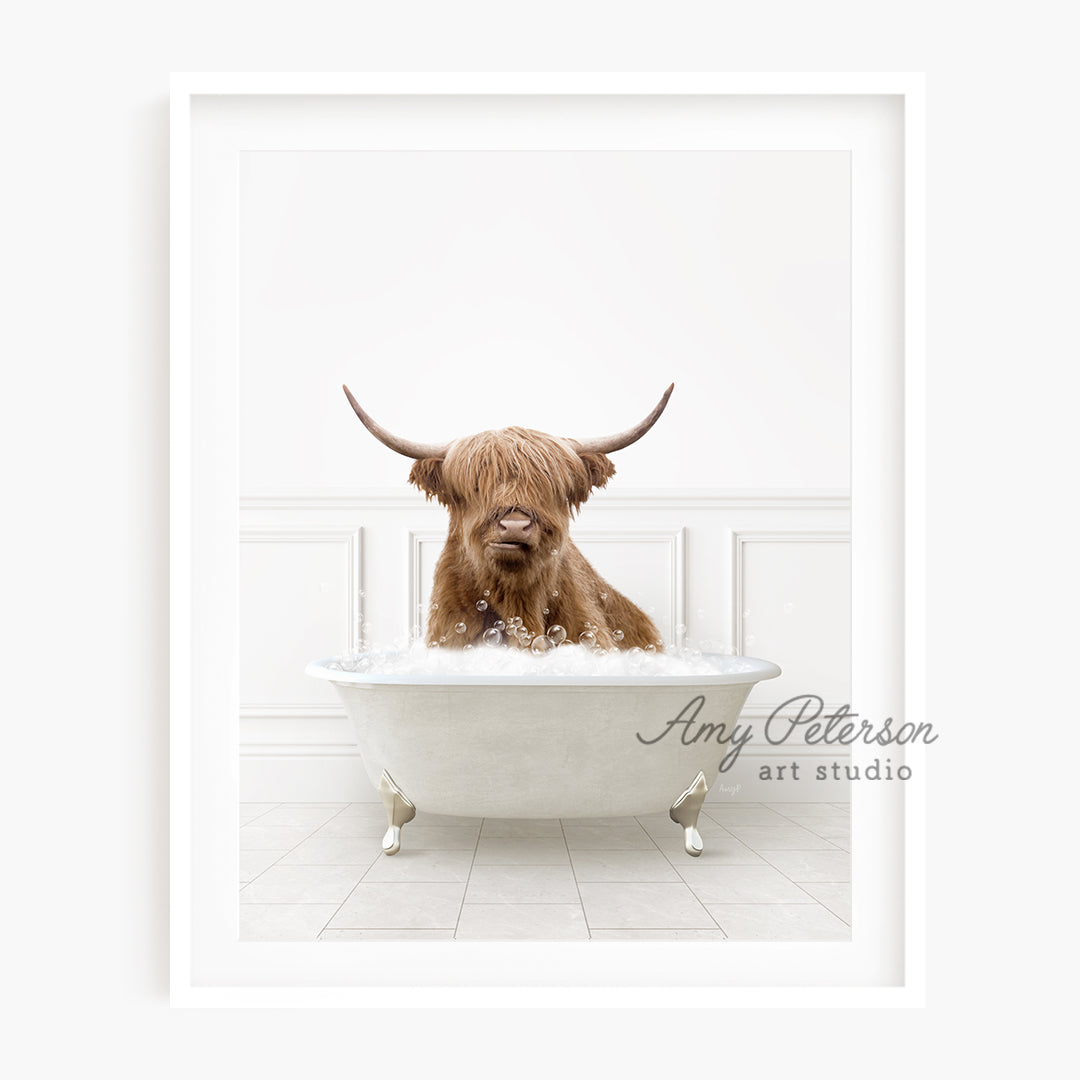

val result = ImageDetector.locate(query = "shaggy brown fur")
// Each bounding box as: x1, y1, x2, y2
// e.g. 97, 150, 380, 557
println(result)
408, 427, 663, 651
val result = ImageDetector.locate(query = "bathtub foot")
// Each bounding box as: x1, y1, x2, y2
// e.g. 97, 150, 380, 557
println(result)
377, 770, 416, 856
669, 771, 709, 857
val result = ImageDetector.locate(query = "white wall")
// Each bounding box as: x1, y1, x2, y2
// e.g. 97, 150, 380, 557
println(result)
239, 144, 849, 492
227, 98, 853, 801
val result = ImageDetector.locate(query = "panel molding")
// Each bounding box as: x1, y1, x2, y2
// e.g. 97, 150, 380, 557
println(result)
238, 501, 852, 800
239, 526, 364, 717
731, 528, 851, 716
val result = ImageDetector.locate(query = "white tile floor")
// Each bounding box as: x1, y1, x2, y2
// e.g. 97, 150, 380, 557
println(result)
239, 801, 851, 941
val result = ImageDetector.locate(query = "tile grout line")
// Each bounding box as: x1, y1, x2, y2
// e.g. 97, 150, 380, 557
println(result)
452, 818, 485, 939
239, 807, 345, 893
237, 801, 285, 828
639, 815, 727, 933
248, 803, 379, 939
562, 819, 592, 939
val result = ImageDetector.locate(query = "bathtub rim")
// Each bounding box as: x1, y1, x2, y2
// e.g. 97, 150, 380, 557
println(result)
304, 652, 781, 687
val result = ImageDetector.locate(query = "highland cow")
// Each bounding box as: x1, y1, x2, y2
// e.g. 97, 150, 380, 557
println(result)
343, 384, 674, 651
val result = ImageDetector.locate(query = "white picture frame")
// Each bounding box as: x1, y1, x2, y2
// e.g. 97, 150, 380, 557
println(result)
171, 72, 925, 1007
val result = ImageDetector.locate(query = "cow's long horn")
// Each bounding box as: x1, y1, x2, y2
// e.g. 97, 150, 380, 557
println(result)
572, 383, 675, 455
342, 385, 450, 459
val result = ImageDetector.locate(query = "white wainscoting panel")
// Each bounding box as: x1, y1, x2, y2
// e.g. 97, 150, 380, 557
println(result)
733, 531, 852, 714
239, 491, 850, 802
239, 528, 363, 709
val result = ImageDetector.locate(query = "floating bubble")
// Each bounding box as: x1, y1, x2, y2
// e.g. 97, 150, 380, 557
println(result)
742, 610, 750, 619
547, 625, 567, 645
483, 589, 490, 597
431, 602, 439, 611
783, 602, 795, 613
439, 636, 447, 644
482, 628, 502, 647
579, 630, 597, 648
628, 647, 644, 656
600, 592, 608, 601
454, 622, 467, 635
543, 608, 550, 615
463, 644, 474, 651
476, 599, 488, 612
612, 629, 624, 642
530, 635, 553, 653
494, 620, 506, 632
645, 644, 656, 654
551, 590, 559, 599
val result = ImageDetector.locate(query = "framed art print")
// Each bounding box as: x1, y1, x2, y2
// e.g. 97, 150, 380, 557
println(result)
171, 73, 925, 1006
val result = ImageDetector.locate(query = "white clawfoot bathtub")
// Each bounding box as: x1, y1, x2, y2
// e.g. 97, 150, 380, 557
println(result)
305, 654, 780, 857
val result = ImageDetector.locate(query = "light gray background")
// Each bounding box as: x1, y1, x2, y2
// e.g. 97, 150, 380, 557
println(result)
3, 2, 1071, 1075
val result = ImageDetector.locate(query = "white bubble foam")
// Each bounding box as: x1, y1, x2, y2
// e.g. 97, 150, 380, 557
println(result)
326, 641, 761, 678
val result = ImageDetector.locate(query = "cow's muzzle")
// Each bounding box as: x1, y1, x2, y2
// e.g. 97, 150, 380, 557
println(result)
490, 508, 535, 549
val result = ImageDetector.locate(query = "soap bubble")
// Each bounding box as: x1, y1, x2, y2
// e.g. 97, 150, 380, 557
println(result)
548, 625, 567, 645
431, 602, 439, 611
551, 590, 559, 599
319, 640, 763, 680
600, 592, 608, 601
454, 622, 467, 635
439, 635, 447, 644
476, 599, 488, 612
543, 608, 550, 615
612, 629, 624, 642
645, 644, 656, 654
494, 620, 506, 632
463, 644, 474, 651
675, 624, 686, 636
579, 630, 597, 648
483, 589, 490, 597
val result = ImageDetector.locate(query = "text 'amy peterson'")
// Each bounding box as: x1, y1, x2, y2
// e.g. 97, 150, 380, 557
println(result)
635, 694, 937, 773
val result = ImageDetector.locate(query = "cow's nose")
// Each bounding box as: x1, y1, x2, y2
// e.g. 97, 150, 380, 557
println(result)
498, 510, 534, 543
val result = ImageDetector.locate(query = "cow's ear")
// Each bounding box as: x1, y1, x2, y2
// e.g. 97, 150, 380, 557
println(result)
572, 452, 616, 507
408, 457, 447, 503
